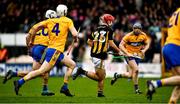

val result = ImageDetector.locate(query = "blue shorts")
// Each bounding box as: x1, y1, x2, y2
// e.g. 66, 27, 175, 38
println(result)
45, 48, 64, 66
163, 44, 180, 70
31, 45, 47, 62
125, 57, 141, 65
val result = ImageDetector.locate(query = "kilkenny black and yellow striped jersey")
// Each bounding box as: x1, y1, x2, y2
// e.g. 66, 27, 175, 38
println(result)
89, 25, 113, 60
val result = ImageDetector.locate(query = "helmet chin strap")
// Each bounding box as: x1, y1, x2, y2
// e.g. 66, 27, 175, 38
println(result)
105, 21, 110, 27
49, 14, 52, 18
106, 20, 114, 27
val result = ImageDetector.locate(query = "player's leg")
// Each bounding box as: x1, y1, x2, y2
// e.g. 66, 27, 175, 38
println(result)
32, 60, 55, 96
85, 71, 100, 81
111, 68, 133, 85
16, 61, 52, 83
4, 45, 40, 82
147, 44, 180, 100
72, 57, 101, 80
60, 55, 77, 96
73, 58, 106, 97
61, 55, 76, 83
4, 45, 40, 84
3, 70, 28, 84
32, 61, 48, 94
146, 67, 180, 101
17, 71, 30, 77
74, 62, 106, 97
96, 67, 106, 97
32, 46, 55, 96
3, 65, 41, 84
127, 59, 141, 94
41, 71, 55, 96
31, 61, 54, 95
151, 76, 180, 87
168, 66, 180, 103
77, 68, 106, 96
3, 64, 36, 84
73, 57, 104, 81
3, 61, 40, 83
73, 67, 105, 96
98, 80, 104, 95
13, 61, 53, 95
150, 67, 180, 87
169, 86, 180, 104
73, 68, 101, 81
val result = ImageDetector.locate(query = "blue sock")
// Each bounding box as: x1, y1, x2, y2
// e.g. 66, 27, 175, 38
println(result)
18, 78, 25, 86
12, 71, 17, 77
43, 85, 48, 91
62, 83, 68, 90
157, 80, 162, 87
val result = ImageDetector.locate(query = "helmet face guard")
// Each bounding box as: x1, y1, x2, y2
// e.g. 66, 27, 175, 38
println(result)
132, 22, 142, 35
133, 22, 142, 30
45, 10, 57, 19
56, 4, 68, 17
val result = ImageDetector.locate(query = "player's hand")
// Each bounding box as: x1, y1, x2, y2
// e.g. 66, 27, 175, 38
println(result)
28, 41, 33, 48
141, 50, 145, 54
118, 51, 124, 56
73, 36, 78, 43
140, 50, 145, 57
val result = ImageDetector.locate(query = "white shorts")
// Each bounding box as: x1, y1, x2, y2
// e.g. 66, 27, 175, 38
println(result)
91, 57, 105, 69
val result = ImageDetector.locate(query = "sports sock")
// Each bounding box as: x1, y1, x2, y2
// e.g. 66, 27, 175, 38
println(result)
98, 90, 103, 94
134, 84, 139, 90
152, 80, 162, 88
62, 83, 68, 90
18, 78, 25, 86
43, 85, 48, 91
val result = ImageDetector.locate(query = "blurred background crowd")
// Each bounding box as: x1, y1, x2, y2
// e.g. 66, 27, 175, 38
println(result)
0, 0, 179, 63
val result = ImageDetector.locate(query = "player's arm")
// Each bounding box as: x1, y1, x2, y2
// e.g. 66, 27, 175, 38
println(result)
26, 33, 33, 55
26, 27, 39, 55
69, 27, 78, 37
28, 27, 41, 47
26, 33, 31, 46
119, 41, 129, 55
87, 33, 94, 47
108, 30, 121, 54
69, 27, 78, 42
119, 36, 133, 56
28, 21, 47, 47
68, 19, 78, 42
87, 39, 93, 47
141, 35, 150, 54
109, 40, 121, 53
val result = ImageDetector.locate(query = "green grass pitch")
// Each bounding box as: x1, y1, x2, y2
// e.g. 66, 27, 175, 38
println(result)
0, 77, 174, 103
